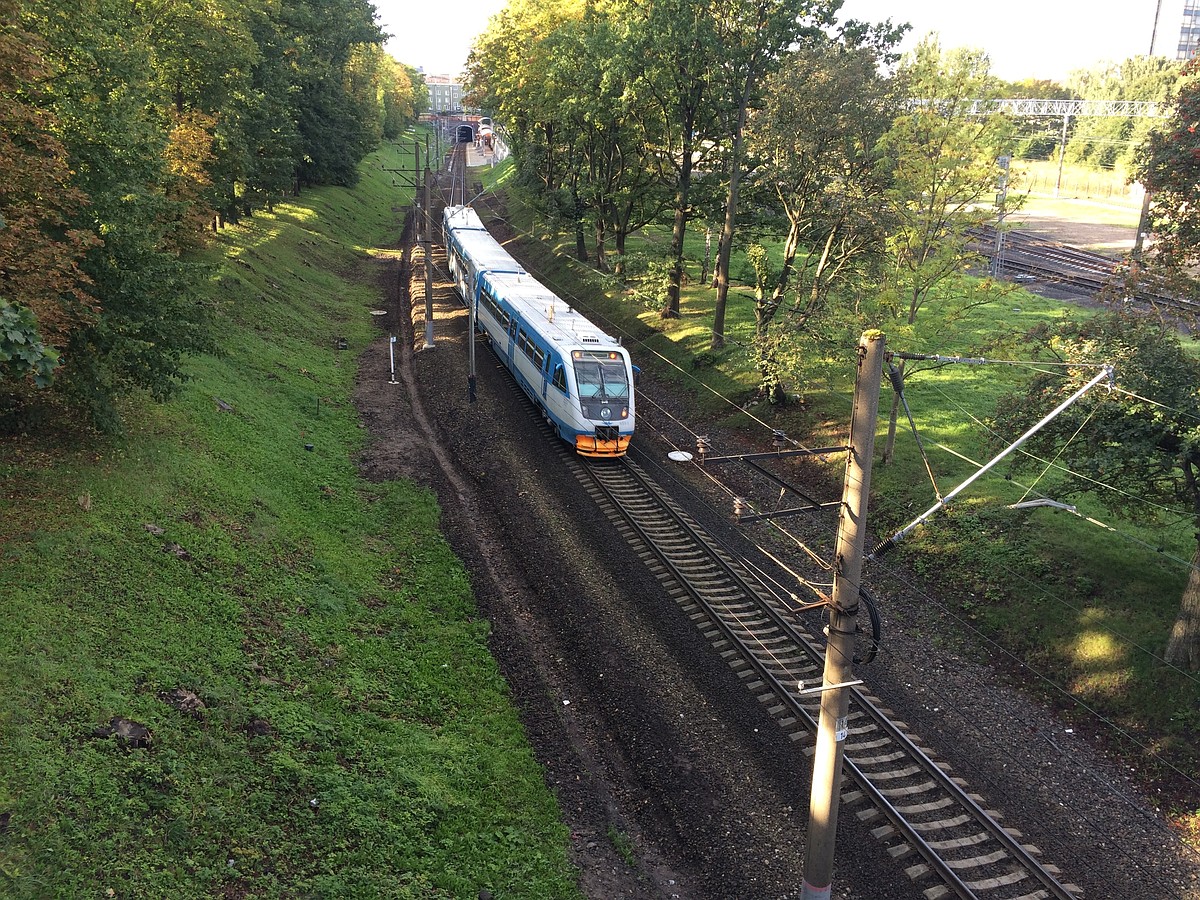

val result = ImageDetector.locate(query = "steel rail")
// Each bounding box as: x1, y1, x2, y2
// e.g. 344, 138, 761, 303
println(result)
579, 455, 1082, 900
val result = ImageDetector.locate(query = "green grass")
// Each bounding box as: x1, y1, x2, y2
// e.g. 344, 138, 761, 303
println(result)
0, 133, 579, 898
1018, 159, 1143, 208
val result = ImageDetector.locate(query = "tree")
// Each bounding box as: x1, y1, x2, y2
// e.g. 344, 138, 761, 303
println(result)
613, 0, 725, 317
875, 38, 1016, 463
1, 299, 60, 389
742, 40, 897, 399
1066, 56, 1183, 174
0, 0, 98, 356
998, 77, 1074, 161
706, 0, 840, 350
23, 0, 216, 431
1130, 58, 1200, 306
991, 311, 1200, 671
878, 37, 1013, 326
380, 59, 419, 140
546, 7, 667, 271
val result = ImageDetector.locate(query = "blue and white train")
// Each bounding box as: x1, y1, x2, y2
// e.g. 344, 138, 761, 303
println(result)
443, 205, 635, 457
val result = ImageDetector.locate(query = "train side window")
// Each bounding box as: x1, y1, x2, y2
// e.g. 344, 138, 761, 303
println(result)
517, 330, 535, 361
481, 290, 510, 330
552, 365, 567, 392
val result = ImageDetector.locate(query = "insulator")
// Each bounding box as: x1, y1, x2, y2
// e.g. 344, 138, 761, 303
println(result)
733, 497, 747, 519
868, 536, 897, 560
772, 430, 786, 449
696, 435, 710, 458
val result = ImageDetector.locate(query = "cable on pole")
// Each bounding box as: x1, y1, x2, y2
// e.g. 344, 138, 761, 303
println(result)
870, 364, 1115, 560
886, 357, 943, 502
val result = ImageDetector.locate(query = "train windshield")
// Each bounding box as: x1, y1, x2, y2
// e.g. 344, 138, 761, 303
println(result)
573, 352, 629, 401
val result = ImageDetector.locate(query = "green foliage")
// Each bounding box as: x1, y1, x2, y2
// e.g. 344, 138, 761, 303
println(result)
990, 309, 1200, 670
743, 39, 897, 398
0, 299, 59, 387
877, 38, 1014, 325
7, 0, 426, 434
1066, 56, 1184, 173
991, 310, 1200, 523
621, 253, 675, 310
0, 0, 98, 352
1133, 58, 1200, 304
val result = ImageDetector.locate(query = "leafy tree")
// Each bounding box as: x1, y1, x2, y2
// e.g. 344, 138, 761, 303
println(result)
1, 299, 60, 388
1065, 56, 1183, 174
546, 6, 667, 271
23, 0, 216, 430
381, 59, 419, 140
742, 41, 897, 399
0, 0, 98, 355
1130, 58, 1200, 306
991, 311, 1200, 671
466, 0, 581, 181
232, 2, 304, 211
279, 0, 384, 188
998, 77, 1075, 161
878, 37, 1014, 327
706, 0, 842, 350
874, 37, 1017, 463
613, 0, 725, 317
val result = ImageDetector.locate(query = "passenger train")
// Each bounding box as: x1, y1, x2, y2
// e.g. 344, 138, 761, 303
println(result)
443, 205, 635, 457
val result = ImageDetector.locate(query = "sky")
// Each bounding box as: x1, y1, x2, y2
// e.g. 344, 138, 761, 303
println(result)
376, 0, 1187, 83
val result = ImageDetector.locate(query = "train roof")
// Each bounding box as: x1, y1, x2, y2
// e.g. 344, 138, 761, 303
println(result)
445, 206, 526, 275
444, 205, 487, 232
482, 270, 622, 352
454, 229, 526, 275
445, 205, 622, 353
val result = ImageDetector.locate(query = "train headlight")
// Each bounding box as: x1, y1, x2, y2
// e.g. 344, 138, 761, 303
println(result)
600, 406, 612, 420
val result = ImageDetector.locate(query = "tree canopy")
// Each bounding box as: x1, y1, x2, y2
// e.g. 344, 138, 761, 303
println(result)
1, 0, 424, 431
1132, 58, 1200, 305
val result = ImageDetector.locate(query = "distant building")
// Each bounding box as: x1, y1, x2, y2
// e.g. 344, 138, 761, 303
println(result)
425, 76, 463, 114
1180, 1, 1200, 60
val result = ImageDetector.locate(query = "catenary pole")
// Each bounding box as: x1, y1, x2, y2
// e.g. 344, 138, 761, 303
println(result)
423, 165, 434, 350
801, 330, 885, 900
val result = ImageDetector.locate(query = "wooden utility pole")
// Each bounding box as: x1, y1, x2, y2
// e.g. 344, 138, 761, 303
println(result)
801, 330, 885, 900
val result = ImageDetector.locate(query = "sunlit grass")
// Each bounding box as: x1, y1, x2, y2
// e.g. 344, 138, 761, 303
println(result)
0, 129, 581, 898
1073, 626, 1125, 666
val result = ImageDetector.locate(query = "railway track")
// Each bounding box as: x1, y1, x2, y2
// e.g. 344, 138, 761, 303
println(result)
559, 451, 1084, 900
450, 187, 1085, 899
972, 226, 1191, 312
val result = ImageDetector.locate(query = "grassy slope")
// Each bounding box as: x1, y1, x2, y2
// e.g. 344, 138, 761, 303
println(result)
0, 135, 578, 899
488, 170, 1199, 825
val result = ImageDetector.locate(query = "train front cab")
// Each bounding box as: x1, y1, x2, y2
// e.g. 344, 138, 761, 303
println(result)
570, 349, 633, 458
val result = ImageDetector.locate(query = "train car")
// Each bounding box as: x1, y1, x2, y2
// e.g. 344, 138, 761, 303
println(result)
443, 205, 635, 457
455, 124, 474, 143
